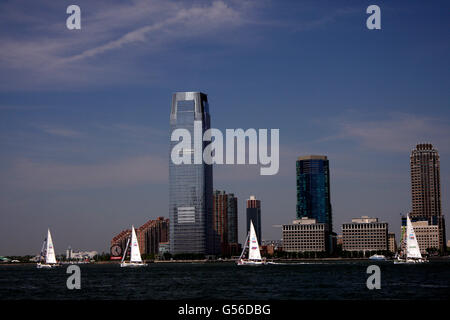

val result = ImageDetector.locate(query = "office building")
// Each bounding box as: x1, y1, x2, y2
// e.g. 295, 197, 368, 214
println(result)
410, 143, 446, 252
227, 193, 238, 245
401, 217, 440, 255
246, 195, 262, 244
296, 155, 332, 232
213, 190, 238, 255
282, 218, 328, 252
169, 92, 217, 255
342, 216, 388, 252
388, 232, 397, 253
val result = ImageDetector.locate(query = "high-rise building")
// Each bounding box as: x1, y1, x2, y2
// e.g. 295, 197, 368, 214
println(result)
169, 92, 217, 255
342, 216, 388, 252
213, 190, 228, 253
246, 195, 262, 244
410, 143, 446, 252
213, 190, 238, 255
296, 155, 332, 232
227, 193, 238, 245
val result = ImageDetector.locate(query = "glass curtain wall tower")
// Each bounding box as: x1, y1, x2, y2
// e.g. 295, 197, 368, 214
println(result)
296, 155, 332, 232
169, 92, 218, 255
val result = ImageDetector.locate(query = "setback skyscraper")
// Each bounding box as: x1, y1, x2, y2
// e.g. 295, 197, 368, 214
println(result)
410, 143, 446, 252
169, 92, 218, 255
246, 195, 262, 244
296, 155, 332, 232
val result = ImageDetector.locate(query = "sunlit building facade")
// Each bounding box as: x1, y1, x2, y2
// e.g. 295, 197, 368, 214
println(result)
169, 92, 218, 255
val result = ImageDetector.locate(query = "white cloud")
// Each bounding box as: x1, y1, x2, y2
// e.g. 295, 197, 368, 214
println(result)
322, 113, 450, 153
37, 125, 84, 138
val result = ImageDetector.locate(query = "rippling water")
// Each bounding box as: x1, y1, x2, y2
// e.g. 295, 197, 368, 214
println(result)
1, 261, 449, 300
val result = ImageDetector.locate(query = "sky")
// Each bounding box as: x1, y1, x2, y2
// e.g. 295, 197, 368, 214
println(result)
0, 0, 449, 255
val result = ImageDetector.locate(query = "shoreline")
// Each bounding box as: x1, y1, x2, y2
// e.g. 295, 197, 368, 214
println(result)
1, 256, 448, 266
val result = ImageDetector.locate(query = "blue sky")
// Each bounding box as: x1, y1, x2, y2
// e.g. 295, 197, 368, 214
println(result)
0, 0, 449, 255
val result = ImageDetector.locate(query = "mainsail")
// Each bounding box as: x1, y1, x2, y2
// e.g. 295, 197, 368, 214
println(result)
248, 221, 262, 261
130, 226, 143, 263
406, 216, 422, 259
45, 229, 57, 264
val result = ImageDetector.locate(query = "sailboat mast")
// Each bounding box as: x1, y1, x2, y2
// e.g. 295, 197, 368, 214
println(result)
40, 238, 47, 262
239, 232, 250, 260
121, 237, 130, 263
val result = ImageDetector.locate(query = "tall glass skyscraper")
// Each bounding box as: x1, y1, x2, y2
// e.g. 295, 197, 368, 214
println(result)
296, 155, 332, 232
169, 92, 218, 255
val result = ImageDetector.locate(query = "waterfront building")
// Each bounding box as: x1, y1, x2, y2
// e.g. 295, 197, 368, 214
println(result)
342, 216, 388, 252
246, 195, 262, 244
261, 240, 283, 256
213, 190, 238, 255
388, 232, 397, 253
282, 218, 328, 252
66, 250, 98, 261
401, 216, 440, 255
136, 217, 169, 255
169, 92, 217, 255
336, 234, 343, 246
111, 229, 131, 255
111, 217, 169, 257
227, 193, 238, 245
296, 155, 333, 232
410, 143, 446, 252
158, 242, 170, 256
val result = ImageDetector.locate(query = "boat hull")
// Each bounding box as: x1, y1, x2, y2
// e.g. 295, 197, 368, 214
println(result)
36, 263, 60, 269
120, 262, 148, 268
236, 259, 266, 266
394, 258, 428, 264
369, 255, 386, 261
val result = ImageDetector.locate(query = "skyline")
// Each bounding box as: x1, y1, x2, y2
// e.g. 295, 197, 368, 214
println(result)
1, 0, 449, 255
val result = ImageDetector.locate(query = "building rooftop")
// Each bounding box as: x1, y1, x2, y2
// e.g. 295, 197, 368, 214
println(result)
349, 216, 381, 224
292, 217, 318, 225
297, 155, 328, 161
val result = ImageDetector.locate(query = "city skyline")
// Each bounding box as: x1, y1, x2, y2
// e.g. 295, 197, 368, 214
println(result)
1, 0, 449, 255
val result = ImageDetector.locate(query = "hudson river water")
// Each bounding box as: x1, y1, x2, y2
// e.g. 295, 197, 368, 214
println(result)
1, 260, 449, 300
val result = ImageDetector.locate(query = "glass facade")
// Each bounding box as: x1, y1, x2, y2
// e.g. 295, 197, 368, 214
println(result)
169, 92, 218, 254
296, 156, 332, 232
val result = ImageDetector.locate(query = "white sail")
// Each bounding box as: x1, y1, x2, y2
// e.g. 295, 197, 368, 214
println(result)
45, 229, 57, 264
406, 216, 422, 259
248, 221, 262, 261
130, 226, 143, 263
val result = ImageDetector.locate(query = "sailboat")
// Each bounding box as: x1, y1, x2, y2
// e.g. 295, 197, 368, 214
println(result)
237, 220, 266, 265
120, 226, 147, 267
394, 215, 428, 264
37, 229, 60, 268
